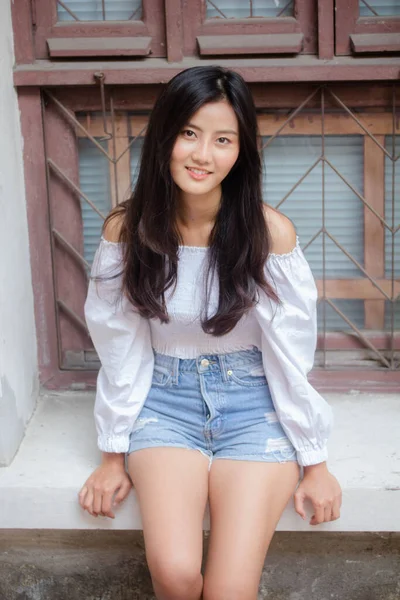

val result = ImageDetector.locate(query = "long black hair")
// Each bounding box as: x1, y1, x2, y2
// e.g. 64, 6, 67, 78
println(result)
104, 65, 279, 336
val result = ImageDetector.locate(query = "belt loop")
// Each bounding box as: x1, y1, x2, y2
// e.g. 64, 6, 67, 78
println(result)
219, 353, 228, 382
172, 357, 180, 385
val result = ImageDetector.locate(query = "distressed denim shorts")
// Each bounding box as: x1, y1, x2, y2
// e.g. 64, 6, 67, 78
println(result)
127, 346, 297, 468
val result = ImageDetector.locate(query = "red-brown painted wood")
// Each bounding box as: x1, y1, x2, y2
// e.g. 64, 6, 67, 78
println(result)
47, 37, 152, 57
43, 96, 89, 369
336, 0, 400, 55
13, 57, 400, 87
165, 0, 183, 62
197, 33, 304, 55
318, 0, 334, 60
10, 0, 34, 64
354, 15, 400, 35
33, 0, 166, 59
295, 0, 317, 55
181, 0, 316, 56
50, 83, 397, 112
18, 88, 59, 385
335, 0, 359, 55
351, 33, 400, 53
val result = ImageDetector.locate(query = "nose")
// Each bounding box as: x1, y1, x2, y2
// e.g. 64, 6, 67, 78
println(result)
191, 139, 212, 165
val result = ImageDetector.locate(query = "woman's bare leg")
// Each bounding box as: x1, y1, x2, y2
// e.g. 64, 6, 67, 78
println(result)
203, 459, 300, 600
127, 447, 210, 600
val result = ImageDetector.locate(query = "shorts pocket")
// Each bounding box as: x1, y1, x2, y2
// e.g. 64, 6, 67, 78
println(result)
151, 363, 172, 387
228, 361, 268, 388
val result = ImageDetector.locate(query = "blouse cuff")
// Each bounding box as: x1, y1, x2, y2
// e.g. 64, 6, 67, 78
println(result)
296, 445, 328, 467
98, 433, 130, 454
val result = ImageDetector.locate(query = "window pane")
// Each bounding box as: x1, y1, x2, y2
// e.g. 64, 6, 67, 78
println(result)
384, 135, 400, 330
359, 0, 400, 16
206, 0, 293, 19
262, 134, 365, 331
129, 135, 144, 188
384, 135, 400, 279
57, 0, 142, 21
262, 135, 364, 277
78, 138, 111, 265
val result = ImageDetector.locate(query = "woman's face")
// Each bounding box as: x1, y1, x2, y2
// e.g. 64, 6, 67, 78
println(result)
170, 100, 240, 198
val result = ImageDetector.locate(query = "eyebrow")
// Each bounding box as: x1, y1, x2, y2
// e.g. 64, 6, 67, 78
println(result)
186, 122, 239, 136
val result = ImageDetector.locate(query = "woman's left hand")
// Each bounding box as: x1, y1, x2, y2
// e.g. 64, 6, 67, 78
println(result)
294, 462, 342, 525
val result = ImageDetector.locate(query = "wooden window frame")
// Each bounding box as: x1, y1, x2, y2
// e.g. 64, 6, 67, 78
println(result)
335, 0, 400, 56
32, 0, 166, 59
181, 0, 317, 57
19, 85, 399, 391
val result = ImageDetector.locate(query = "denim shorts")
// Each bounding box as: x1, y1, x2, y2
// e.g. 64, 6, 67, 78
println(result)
127, 346, 297, 468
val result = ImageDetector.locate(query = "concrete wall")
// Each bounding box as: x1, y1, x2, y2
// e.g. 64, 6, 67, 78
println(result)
0, 0, 38, 466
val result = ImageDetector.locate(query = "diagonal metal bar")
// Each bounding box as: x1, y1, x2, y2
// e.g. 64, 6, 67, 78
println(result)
53, 229, 90, 271
359, 0, 379, 16
110, 95, 119, 205
94, 72, 113, 140
57, 0, 80, 21
277, 0, 293, 17
324, 230, 392, 301
260, 87, 321, 151
45, 91, 113, 161
324, 298, 391, 368
58, 300, 90, 335
48, 158, 106, 220
129, 6, 142, 19
324, 157, 393, 232
207, 0, 228, 18
300, 228, 324, 253
274, 158, 322, 210
115, 124, 147, 163
327, 90, 392, 159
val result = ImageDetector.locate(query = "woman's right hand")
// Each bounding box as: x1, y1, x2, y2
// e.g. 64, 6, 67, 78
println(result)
78, 453, 132, 519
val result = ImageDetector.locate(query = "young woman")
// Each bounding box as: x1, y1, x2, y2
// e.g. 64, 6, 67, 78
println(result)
79, 66, 342, 600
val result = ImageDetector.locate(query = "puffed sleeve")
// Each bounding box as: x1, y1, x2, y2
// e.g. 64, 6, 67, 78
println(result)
254, 236, 333, 467
84, 238, 154, 453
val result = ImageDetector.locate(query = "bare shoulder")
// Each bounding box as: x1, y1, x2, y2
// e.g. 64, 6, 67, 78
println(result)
262, 204, 297, 255
102, 207, 126, 243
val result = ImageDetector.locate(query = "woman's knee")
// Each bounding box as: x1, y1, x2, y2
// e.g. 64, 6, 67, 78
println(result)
148, 554, 203, 599
203, 576, 258, 600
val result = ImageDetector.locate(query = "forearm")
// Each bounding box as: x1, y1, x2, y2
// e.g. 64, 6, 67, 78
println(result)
101, 452, 125, 467
303, 461, 328, 475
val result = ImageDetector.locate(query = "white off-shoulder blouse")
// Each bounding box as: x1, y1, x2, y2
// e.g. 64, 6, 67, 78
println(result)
84, 236, 333, 466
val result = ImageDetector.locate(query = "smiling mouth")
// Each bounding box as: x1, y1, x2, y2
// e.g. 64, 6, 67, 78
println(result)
186, 167, 212, 175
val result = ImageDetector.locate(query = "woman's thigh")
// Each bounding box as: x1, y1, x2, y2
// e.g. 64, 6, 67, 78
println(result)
203, 459, 300, 600
127, 447, 209, 579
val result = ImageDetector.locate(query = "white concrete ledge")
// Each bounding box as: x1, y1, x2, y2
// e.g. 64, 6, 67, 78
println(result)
0, 391, 399, 531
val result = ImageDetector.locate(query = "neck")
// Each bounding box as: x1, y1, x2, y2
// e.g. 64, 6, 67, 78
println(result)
175, 185, 221, 246
176, 185, 221, 227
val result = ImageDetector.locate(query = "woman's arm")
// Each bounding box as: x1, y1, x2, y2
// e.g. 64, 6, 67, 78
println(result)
79, 214, 154, 517
255, 207, 342, 524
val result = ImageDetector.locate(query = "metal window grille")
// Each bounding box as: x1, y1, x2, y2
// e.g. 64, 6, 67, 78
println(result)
206, 0, 294, 19
57, 0, 142, 21
359, 0, 400, 17
42, 84, 400, 373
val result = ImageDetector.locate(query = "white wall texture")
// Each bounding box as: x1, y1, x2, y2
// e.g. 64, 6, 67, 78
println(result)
0, 0, 38, 466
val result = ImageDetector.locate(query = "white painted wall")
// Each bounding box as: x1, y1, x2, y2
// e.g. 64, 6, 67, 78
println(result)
0, 0, 39, 466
